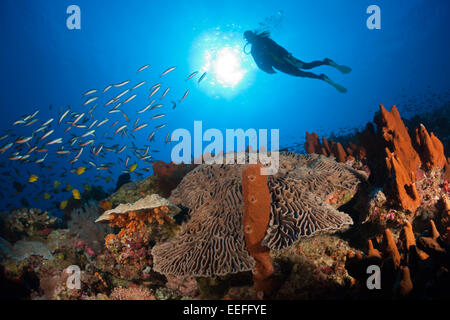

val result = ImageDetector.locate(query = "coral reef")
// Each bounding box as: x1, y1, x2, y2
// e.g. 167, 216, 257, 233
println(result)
152, 152, 365, 279
0, 105, 447, 301
0, 208, 58, 242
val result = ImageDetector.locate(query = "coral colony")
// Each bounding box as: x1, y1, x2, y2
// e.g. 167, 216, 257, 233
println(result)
0, 104, 449, 300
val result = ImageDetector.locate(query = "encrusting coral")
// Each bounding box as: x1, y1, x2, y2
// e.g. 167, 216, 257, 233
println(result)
152, 152, 366, 279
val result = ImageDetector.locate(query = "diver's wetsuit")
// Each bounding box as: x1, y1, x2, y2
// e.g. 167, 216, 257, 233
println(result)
245, 30, 351, 92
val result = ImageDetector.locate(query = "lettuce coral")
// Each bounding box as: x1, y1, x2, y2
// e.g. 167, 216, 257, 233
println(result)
152, 152, 366, 278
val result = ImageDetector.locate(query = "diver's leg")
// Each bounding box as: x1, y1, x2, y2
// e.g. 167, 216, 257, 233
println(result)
283, 68, 322, 79
276, 62, 348, 93
285, 55, 352, 74
283, 54, 306, 68
301, 60, 327, 69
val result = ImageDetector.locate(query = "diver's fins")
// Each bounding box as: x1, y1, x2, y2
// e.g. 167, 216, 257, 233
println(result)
324, 58, 352, 74
321, 74, 348, 93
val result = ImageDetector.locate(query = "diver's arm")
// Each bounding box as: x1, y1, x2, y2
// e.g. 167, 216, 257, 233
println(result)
251, 46, 277, 74
254, 58, 277, 74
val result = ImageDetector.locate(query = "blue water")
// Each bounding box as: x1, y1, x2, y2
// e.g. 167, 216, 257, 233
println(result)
0, 0, 449, 212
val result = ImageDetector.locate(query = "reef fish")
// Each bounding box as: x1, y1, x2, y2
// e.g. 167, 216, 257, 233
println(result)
160, 66, 176, 77
137, 64, 150, 73
185, 71, 198, 81
72, 189, 81, 200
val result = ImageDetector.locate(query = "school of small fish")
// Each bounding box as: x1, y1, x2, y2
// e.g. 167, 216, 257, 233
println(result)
0, 63, 207, 211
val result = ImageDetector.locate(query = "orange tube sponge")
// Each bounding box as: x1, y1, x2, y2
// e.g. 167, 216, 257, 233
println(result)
241, 164, 274, 298
403, 221, 416, 251
382, 229, 401, 269
414, 124, 446, 170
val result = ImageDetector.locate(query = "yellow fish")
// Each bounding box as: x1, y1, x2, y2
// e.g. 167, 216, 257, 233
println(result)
54, 180, 61, 189
60, 200, 68, 210
65, 184, 73, 192
43, 193, 52, 200
129, 163, 137, 173
105, 176, 112, 183
76, 167, 86, 175
29, 174, 38, 183
72, 189, 81, 200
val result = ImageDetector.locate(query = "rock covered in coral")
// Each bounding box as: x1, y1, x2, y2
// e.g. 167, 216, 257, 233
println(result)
115, 173, 131, 192
94, 195, 180, 281
165, 275, 199, 298
271, 234, 356, 299
0, 208, 58, 242
152, 152, 366, 278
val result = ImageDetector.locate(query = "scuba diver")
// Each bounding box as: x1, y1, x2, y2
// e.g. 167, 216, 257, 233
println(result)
244, 30, 352, 93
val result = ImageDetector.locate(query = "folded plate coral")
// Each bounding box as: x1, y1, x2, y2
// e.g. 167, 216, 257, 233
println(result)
96, 194, 180, 223
152, 152, 367, 278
